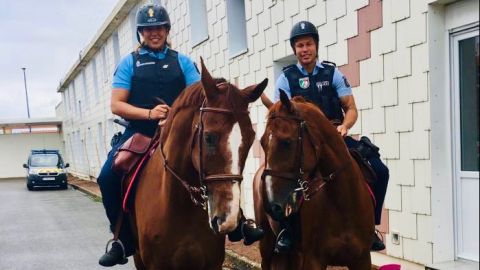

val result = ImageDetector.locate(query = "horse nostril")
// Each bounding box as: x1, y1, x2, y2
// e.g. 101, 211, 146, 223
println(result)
271, 204, 283, 217
211, 216, 219, 233
210, 215, 226, 233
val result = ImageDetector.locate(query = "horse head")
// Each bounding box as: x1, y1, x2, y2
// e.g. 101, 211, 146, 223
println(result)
260, 90, 326, 221
190, 58, 268, 234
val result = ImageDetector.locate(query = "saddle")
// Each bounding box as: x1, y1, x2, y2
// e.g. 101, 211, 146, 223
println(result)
349, 149, 377, 184
111, 132, 159, 212
348, 136, 380, 205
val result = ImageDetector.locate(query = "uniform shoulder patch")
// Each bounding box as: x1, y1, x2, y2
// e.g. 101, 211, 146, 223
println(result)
282, 64, 297, 72
321, 60, 337, 67
342, 76, 351, 87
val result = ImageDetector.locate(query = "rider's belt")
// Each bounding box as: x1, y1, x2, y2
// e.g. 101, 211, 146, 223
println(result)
112, 132, 152, 175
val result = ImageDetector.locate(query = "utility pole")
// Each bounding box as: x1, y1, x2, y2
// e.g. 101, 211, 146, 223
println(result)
21, 67, 31, 118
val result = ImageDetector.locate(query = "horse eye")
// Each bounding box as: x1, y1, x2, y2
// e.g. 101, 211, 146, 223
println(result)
279, 139, 291, 148
204, 133, 219, 146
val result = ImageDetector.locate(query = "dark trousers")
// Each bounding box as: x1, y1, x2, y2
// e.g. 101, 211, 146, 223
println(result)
97, 128, 136, 255
344, 136, 389, 225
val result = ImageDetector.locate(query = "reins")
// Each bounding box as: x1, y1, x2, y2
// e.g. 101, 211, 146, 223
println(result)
262, 111, 348, 201
160, 82, 250, 210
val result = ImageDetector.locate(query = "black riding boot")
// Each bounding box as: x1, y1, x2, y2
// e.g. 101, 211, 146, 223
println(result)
371, 230, 385, 251
228, 210, 264, 245
99, 241, 129, 267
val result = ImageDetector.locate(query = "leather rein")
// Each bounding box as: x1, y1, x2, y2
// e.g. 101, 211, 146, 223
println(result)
159, 83, 249, 210
262, 112, 347, 201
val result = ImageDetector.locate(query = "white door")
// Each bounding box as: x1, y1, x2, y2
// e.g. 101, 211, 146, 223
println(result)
451, 28, 479, 262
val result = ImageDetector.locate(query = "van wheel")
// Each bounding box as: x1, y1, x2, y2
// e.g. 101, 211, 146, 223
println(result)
60, 184, 68, 190
27, 184, 34, 191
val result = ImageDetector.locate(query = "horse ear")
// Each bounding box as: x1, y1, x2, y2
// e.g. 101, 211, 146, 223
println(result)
260, 93, 273, 109
241, 78, 268, 103
200, 57, 217, 100
279, 89, 293, 112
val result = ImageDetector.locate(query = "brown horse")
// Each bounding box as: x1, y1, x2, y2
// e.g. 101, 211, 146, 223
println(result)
131, 59, 268, 269
253, 91, 374, 269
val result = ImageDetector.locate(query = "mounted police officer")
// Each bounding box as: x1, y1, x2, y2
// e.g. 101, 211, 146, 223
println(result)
273, 21, 389, 253
98, 4, 263, 267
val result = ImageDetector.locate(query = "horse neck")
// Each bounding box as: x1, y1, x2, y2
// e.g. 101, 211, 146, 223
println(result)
160, 107, 200, 206
312, 125, 359, 196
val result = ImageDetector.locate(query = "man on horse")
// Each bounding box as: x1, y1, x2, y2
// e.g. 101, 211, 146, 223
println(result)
97, 4, 263, 267
272, 20, 389, 252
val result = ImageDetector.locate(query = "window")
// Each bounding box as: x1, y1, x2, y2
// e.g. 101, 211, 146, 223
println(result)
226, 0, 248, 58
65, 90, 70, 112
78, 101, 83, 120
130, 9, 138, 47
188, 0, 209, 47
92, 58, 100, 102
81, 69, 88, 108
113, 31, 121, 67
72, 82, 78, 114
97, 122, 107, 160
101, 46, 108, 84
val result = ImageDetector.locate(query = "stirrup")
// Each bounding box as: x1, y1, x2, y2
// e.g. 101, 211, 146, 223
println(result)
105, 239, 126, 261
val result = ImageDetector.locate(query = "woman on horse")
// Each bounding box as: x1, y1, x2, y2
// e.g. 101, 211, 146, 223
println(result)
97, 4, 263, 267
272, 20, 389, 252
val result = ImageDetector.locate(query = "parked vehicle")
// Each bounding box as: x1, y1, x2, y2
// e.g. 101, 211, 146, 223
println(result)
23, 150, 69, 190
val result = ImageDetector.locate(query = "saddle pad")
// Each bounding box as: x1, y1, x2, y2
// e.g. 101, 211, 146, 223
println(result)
349, 149, 377, 206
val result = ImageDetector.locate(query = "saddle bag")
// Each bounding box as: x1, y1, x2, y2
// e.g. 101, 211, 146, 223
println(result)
356, 136, 380, 159
112, 132, 152, 175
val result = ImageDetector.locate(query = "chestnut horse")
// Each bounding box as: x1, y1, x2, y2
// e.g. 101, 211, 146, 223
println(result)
131, 59, 268, 269
253, 91, 374, 269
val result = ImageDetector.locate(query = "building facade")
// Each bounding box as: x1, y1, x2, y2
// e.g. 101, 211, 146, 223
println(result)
57, 0, 479, 267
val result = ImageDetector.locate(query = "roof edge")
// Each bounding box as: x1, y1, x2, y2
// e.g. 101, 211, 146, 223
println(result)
57, 0, 140, 93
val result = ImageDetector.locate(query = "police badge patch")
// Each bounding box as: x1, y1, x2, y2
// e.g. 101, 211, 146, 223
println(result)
299, 77, 310, 89
316, 82, 323, 92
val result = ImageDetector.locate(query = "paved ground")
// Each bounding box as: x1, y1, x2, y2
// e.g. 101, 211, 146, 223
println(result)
0, 178, 135, 270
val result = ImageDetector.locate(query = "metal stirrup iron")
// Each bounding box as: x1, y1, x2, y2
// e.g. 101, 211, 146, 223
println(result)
104, 238, 127, 262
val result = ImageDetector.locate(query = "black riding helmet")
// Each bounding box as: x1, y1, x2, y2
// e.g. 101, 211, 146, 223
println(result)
289, 21, 319, 55
135, 4, 171, 43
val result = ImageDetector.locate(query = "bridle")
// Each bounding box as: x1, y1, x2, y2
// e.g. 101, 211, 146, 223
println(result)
261, 112, 346, 202
160, 82, 250, 210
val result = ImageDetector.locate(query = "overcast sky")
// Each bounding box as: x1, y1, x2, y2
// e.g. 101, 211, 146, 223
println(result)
0, 0, 118, 120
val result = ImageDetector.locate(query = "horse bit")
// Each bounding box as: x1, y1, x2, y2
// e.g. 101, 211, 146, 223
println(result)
261, 113, 344, 202
160, 83, 250, 210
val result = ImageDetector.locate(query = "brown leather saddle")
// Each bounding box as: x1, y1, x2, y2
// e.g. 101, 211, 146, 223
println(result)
111, 132, 158, 212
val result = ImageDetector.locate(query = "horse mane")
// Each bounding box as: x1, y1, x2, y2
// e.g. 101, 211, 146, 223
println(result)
160, 78, 228, 143
268, 96, 343, 154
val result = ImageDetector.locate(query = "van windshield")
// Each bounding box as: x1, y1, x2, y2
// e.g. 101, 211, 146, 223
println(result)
30, 154, 60, 167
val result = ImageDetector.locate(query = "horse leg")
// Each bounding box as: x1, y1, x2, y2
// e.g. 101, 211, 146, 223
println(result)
347, 251, 372, 270
133, 253, 146, 270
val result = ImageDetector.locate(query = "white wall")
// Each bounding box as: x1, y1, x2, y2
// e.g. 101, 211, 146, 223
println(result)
0, 133, 65, 179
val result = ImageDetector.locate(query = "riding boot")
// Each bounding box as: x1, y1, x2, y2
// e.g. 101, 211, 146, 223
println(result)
227, 210, 264, 245
274, 228, 293, 253
99, 241, 129, 267
371, 230, 385, 251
